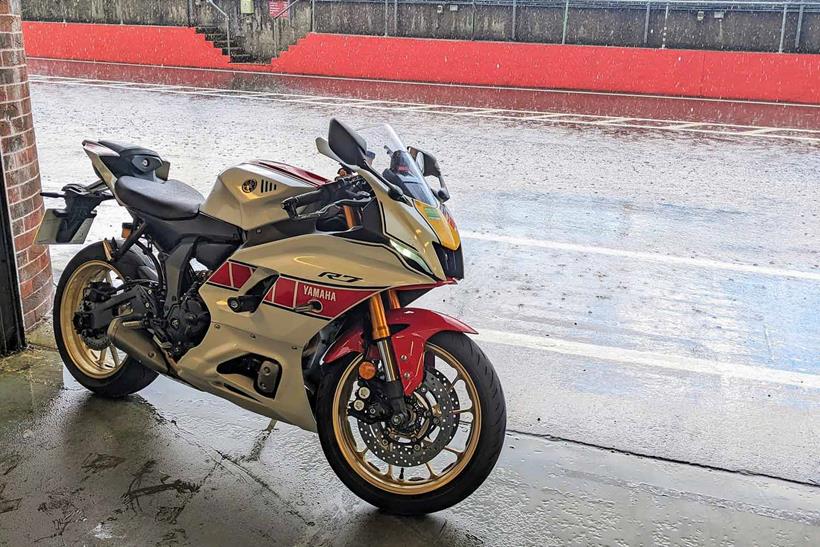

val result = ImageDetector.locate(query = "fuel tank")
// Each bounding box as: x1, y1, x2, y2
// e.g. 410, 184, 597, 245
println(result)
200, 160, 328, 230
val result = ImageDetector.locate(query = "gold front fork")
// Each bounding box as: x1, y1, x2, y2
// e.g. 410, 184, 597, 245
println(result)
343, 205, 404, 387
387, 290, 400, 309
369, 295, 401, 384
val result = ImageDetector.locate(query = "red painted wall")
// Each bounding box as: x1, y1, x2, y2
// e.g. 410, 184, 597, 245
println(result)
22, 22, 232, 68
21, 22, 820, 104
276, 34, 820, 104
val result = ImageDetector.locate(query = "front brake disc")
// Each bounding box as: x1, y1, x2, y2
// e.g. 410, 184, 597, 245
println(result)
358, 368, 460, 467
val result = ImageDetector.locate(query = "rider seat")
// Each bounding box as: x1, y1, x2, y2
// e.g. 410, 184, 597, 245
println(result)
116, 176, 204, 220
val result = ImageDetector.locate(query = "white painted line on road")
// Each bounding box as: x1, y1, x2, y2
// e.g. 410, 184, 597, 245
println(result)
465, 108, 506, 114
742, 127, 779, 135
461, 231, 820, 282
475, 329, 820, 390
664, 122, 703, 129
516, 113, 575, 121
591, 117, 634, 125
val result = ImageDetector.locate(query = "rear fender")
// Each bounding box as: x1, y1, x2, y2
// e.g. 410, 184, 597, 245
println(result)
324, 308, 477, 395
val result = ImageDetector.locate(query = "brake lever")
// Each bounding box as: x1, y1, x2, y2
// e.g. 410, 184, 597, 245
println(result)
289, 197, 371, 222
294, 203, 341, 222
336, 197, 371, 207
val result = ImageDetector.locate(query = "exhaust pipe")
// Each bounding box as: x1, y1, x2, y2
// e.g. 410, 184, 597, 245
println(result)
107, 319, 170, 375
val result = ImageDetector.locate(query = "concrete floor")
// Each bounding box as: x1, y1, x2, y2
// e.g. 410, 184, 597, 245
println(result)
1, 60, 818, 545
1, 348, 818, 546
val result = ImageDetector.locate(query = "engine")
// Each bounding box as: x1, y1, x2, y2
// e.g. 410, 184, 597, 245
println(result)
162, 287, 210, 358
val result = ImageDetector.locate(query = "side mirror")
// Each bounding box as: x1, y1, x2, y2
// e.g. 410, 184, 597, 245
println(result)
408, 146, 450, 202
408, 146, 440, 178
326, 119, 406, 201
328, 118, 369, 168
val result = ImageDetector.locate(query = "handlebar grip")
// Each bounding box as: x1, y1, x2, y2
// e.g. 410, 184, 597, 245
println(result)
287, 188, 326, 209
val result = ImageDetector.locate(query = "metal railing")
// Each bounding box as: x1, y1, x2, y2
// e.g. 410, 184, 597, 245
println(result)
206, 0, 232, 58
271, 0, 310, 54
309, 0, 820, 53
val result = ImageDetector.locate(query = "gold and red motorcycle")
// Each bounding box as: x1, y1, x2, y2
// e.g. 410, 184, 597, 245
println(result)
37, 119, 506, 514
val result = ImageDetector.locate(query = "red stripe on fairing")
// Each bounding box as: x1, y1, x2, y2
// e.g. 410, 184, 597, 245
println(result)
208, 261, 255, 289
230, 263, 254, 288
264, 276, 376, 318
208, 262, 232, 287
271, 277, 297, 307
294, 281, 376, 318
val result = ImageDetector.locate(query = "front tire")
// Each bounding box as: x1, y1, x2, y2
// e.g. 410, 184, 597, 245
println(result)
316, 331, 506, 515
54, 242, 158, 398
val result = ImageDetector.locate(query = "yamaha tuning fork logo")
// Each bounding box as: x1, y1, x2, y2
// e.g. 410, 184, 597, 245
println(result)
241, 179, 257, 193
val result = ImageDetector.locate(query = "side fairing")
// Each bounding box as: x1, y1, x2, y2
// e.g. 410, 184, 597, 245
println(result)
174, 232, 432, 432
234, 233, 433, 289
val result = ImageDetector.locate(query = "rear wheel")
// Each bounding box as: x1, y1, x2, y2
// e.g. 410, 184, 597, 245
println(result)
316, 331, 506, 514
54, 242, 158, 398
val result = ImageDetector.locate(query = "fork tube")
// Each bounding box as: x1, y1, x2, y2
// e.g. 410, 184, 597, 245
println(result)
369, 296, 401, 384
387, 290, 400, 309
347, 203, 402, 385
342, 205, 357, 229
369, 296, 390, 340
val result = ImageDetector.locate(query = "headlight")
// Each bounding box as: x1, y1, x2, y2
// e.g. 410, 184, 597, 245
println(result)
389, 239, 434, 276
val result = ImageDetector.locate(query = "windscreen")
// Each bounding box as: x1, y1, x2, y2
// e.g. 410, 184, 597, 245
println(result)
356, 124, 438, 206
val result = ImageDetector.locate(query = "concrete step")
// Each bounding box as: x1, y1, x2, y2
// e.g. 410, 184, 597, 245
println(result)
229, 53, 254, 63
221, 46, 250, 56
195, 26, 220, 34
213, 39, 243, 49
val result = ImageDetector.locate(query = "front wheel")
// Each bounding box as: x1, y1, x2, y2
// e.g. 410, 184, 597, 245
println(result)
316, 331, 506, 515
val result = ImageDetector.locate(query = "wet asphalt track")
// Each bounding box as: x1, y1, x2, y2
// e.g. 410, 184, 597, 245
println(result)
0, 61, 818, 545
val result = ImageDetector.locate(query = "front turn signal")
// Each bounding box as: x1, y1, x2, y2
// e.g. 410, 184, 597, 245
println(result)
359, 361, 377, 380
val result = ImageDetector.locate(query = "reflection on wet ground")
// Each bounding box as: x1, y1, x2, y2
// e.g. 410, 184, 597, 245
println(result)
1, 350, 818, 545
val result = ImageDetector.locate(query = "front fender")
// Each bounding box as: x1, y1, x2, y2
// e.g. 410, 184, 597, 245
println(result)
324, 308, 477, 395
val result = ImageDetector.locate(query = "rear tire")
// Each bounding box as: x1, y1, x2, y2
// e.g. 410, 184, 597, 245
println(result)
316, 331, 506, 515
54, 242, 158, 398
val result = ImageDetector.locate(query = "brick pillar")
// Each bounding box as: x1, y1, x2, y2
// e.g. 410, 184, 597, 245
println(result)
0, 0, 52, 332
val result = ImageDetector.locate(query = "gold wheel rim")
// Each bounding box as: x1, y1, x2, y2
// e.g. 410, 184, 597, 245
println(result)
60, 260, 126, 380
332, 343, 482, 495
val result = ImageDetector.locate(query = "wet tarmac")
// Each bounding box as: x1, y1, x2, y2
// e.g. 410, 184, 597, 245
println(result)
1, 349, 818, 545
2, 60, 817, 544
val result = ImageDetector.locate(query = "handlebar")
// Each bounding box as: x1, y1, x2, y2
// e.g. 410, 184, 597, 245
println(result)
282, 176, 372, 222
284, 188, 327, 210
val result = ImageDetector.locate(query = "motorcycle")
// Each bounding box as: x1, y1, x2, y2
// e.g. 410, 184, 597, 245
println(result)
36, 119, 506, 514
